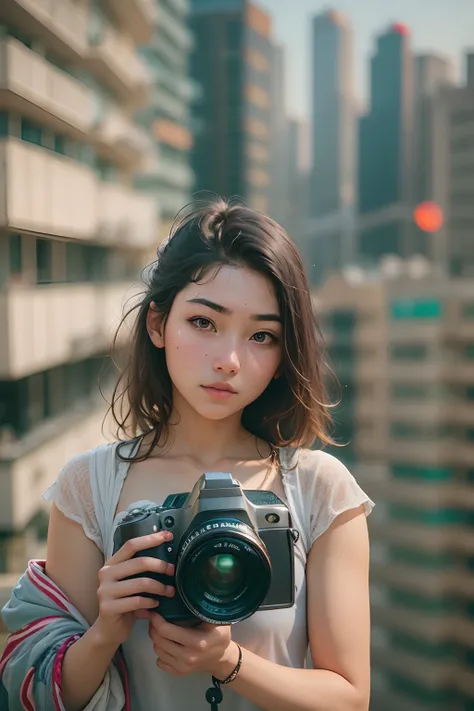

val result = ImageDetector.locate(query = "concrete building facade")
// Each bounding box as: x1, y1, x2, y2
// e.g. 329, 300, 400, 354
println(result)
315, 271, 474, 711
0, 0, 157, 591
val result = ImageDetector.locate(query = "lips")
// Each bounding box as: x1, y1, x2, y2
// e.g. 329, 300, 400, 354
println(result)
202, 382, 237, 394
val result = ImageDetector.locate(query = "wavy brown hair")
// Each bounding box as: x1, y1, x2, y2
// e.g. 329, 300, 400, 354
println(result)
106, 197, 338, 462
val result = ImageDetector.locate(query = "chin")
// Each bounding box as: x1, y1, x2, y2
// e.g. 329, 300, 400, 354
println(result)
193, 404, 242, 421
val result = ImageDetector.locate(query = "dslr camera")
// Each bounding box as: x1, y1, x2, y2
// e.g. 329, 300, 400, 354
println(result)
113, 472, 299, 625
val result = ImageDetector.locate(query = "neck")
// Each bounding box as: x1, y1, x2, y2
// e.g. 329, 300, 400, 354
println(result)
155, 388, 266, 469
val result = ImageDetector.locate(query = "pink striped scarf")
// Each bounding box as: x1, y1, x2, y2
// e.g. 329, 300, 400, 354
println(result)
0, 559, 130, 711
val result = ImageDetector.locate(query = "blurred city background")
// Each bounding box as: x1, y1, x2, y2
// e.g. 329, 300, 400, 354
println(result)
0, 0, 473, 708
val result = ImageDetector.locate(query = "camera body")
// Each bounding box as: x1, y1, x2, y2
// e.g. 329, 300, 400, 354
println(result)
113, 472, 299, 625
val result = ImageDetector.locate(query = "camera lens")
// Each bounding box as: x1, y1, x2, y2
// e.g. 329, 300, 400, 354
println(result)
176, 518, 271, 624
202, 554, 244, 597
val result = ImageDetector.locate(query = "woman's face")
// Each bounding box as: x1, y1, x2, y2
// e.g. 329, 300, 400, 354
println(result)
149, 265, 282, 422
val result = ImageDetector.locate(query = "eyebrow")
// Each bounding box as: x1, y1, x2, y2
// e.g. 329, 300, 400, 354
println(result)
185, 297, 282, 323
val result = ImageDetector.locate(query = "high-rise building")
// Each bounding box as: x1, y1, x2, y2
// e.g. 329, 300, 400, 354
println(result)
268, 42, 289, 229
136, 0, 196, 241
316, 270, 474, 711
189, 0, 273, 213
413, 54, 455, 206
430, 51, 474, 276
357, 23, 414, 265
0, 0, 157, 596
310, 9, 355, 217
303, 9, 356, 285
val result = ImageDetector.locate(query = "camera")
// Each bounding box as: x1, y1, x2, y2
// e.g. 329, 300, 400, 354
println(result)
113, 473, 299, 625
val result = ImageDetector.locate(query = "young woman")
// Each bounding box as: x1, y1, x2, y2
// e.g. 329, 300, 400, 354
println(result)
6, 199, 374, 711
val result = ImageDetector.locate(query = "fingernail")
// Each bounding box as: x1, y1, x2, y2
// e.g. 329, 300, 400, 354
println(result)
167, 564, 175, 575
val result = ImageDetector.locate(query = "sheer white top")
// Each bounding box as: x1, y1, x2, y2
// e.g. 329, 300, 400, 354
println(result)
42, 440, 374, 711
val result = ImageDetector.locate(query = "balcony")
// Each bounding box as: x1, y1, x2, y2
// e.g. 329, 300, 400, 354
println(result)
446, 360, 474, 383
152, 156, 194, 190
0, 0, 89, 62
0, 139, 158, 247
158, 2, 193, 49
372, 600, 455, 641
96, 183, 158, 248
386, 438, 453, 465
86, 22, 150, 104
0, 138, 97, 240
362, 477, 474, 509
371, 561, 474, 597
368, 518, 474, 555
371, 561, 454, 596
388, 400, 447, 423
151, 30, 184, 70
103, 0, 157, 44
388, 361, 447, 383
0, 281, 137, 379
372, 643, 456, 691
152, 84, 187, 122
92, 103, 151, 168
0, 403, 112, 533
0, 38, 93, 138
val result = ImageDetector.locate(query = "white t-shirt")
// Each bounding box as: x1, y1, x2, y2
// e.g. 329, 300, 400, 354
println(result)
42, 440, 374, 711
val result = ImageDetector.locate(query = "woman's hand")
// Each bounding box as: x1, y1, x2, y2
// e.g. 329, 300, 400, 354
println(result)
93, 531, 176, 649
148, 613, 238, 678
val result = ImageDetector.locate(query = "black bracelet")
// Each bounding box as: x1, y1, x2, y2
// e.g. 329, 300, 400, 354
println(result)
212, 643, 243, 686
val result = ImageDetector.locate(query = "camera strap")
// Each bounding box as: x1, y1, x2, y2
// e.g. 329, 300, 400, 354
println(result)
205, 678, 223, 710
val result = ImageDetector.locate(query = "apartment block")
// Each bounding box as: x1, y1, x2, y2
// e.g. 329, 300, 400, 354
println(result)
431, 52, 474, 276
357, 24, 414, 266
315, 271, 474, 711
136, 0, 196, 240
0, 0, 158, 592
189, 0, 273, 213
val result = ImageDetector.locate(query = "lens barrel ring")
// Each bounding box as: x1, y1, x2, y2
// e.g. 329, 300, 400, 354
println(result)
175, 519, 271, 624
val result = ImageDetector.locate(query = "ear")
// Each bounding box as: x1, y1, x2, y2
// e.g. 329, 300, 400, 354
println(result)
146, 301, 165, 349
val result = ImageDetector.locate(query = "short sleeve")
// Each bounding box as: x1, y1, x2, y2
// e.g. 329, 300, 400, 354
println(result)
42, 450, 103, 551
294, 449, 375, 547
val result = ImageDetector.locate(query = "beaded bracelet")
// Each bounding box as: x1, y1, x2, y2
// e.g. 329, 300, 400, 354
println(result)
213, 642, 243, 685
206, 644, 243, 710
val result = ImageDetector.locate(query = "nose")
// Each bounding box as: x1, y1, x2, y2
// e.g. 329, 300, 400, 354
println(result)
213, 345, 241, 375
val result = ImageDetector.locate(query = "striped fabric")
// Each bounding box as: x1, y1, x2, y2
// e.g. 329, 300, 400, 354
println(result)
0, 560, 130, 711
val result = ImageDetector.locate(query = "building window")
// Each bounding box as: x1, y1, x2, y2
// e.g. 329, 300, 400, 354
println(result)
391, 464, 452, 481
6, 24, 33, 48
21, 118, 43, 146
390, 298, 442, 319
54, 134, 66, 155
391, 383, 445, 400
388, 504, 465, 526
463, 303, 474, 319
389, 547, 452, 570
390, 422, 454, 440
0, 354, 112, 439
9, 234, 22, 276
0, 111, 9, 137
36, 239, 52, 284
390, 344, 428, 361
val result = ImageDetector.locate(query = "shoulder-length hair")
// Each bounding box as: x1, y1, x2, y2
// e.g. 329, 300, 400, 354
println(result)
106, 197, 337, 461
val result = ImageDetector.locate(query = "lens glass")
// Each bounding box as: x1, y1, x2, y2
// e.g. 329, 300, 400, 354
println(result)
203, 554, 244, 598
176, 519, 271, 624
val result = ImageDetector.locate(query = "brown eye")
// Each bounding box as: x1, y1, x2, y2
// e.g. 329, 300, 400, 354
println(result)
251, 332, 276, 344
189, 317, 215, 331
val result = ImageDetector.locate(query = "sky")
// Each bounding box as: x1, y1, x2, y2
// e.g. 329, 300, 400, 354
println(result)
257, 0, 474, 121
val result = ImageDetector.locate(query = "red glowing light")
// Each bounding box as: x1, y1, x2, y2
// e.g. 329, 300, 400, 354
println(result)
391, 22, 410, 36
413, 202, 444, 233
